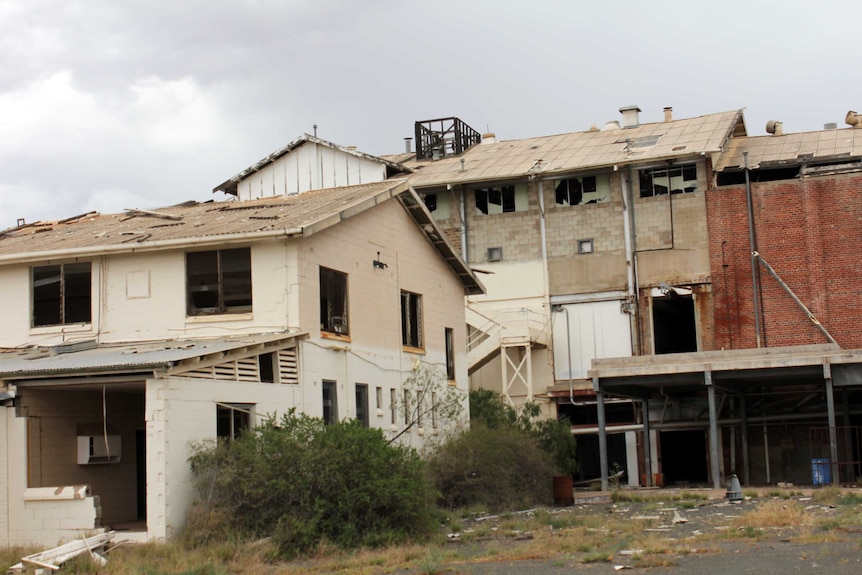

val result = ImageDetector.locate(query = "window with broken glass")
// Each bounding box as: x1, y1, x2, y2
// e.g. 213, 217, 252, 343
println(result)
474, 183, 528, 215
400, 290, 423, 348
216, 403, 253, 441
186, 248, 252, 316
32, 262, 92, 327
320, 266, 349, 335
639, 165, 698, 197
555, 174, 611, 206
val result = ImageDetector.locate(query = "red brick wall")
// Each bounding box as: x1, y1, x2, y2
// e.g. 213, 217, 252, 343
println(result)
706, 171, 862, 349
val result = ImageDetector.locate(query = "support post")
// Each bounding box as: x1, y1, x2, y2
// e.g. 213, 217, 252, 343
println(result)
595, 379, 609, 491
824, 364, 840, 485
705, 371, 721, 489
740, 394, 751, 485
642, 398, 652, 487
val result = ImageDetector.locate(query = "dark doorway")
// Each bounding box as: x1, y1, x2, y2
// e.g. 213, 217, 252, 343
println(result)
653, 294, 697, 354
576, 433, 627, 483
660, 429, 708, 485
135, 429, 147, 521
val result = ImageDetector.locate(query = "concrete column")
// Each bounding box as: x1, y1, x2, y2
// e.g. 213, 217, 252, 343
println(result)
705, 371, 721, 489
740, 394, 751, 485
595, 378, 608, 491
642, 398, 652, 487
824, 364, 839, 485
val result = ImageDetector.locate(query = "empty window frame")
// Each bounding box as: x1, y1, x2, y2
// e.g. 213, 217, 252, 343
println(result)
258, 352, 277, 383
639, 165, 698, 198
445, 327, 455, 380
216, 403, 253, 441
322, 380, 338, 425
355, 383, 369, 427
400, 291, 423, 348
403, 389, 411, 425
555, 174, 611, 206
32, 262, 92, 327
186, 248, 252, 316
431, 391, 438, 429
474, 183, 528, 215
320, 267, 349, 335
423, 192, 451, 220
390, 388, 398, 425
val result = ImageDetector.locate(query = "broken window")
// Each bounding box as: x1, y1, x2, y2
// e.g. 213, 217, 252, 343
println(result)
320, 267, 349, 335
186, 248, 252, 316
355, 384, 369, 427
32, 262, 92, 327
639, 164, 698, 197
445, 327, 455, 380
555, 174, 611, 206
652, 293, 697, 354
474, 183, 528, 215
322, 380, 338, 425
216, 403, 253, 441
401, 291, 423, 348
423, 192, 451, 220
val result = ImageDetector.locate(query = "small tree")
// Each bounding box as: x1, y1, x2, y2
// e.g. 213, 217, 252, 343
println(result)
388, 363, 465, 445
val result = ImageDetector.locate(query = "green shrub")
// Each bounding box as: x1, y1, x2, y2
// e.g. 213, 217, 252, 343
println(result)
186, 410, 435, 557
425, 425, 557, 511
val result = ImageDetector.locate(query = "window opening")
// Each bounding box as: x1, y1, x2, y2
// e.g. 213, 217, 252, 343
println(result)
431, 392, 438, 429
639, 165, 697, 197
258, 352, 276, 383
555, 174, 610, 206
355, 384, 369, 427
390, 388, 397, 425
401, 291, 423, 348
216, 403, 253, 441
445, 327, 455, 380
32, 262, 92, 326
376, 386, 383, 410
186, 248, 252, 315
474, 184, 527, 215
403, 389, 411, 425
320, 267, 349, 335
322, 380, 338, 425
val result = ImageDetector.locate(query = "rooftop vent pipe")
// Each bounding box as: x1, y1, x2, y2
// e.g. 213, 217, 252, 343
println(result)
663, 107, 673, 122
619, 105, 641, 128
765, 120, 784, 136
481, 133, 497, 144
404, 138, 412, 153
824, 123, 838, 130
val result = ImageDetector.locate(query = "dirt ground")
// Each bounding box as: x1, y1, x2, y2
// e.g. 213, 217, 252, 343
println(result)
427, 490, 862, 575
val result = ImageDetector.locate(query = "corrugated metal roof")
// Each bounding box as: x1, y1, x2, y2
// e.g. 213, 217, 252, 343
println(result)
213, 134, 410, 196
0, 179, 484, 295
395, 110, 745, 188
0, 333, 300, 377
714, 128, 862, 171
0, 180, 409, 259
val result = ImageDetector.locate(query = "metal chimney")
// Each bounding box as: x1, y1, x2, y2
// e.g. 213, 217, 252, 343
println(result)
663, 107, 673, 122
404, 137, 413, 153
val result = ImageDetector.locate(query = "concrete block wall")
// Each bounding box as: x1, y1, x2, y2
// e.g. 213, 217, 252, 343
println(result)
17, 487, 102, 544
466, 183, 542, 265
706, 169, 862, 349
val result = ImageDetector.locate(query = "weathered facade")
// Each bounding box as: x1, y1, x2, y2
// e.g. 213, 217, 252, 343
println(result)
0, 179, 481, 546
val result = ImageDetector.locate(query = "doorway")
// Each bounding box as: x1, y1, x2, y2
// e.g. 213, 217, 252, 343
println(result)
652, 293, 697, 354
660, 429, 708, 485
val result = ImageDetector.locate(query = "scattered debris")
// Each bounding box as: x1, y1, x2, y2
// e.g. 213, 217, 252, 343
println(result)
672, 510, 689, 524
8, 531, 116, 573
614, 565, 633, 571
618, 549, 643, 555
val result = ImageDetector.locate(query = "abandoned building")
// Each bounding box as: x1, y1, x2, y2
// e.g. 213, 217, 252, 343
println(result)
389, 108, 862, 491
0, 179, 481, 546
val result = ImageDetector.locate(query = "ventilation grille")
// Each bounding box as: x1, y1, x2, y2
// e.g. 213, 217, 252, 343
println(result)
182, 347, 299, 384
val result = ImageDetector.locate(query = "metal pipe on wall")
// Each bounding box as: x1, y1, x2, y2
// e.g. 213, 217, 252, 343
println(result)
743, 152, 763, 348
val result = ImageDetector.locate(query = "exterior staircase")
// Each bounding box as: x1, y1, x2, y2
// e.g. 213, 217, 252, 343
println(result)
466, 305, 548, 375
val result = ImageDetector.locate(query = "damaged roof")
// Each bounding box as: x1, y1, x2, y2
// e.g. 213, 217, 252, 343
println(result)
0, 180, 483, 295
213, 133, 409, 196
390, 110, 746, 188
714, 127, 862, 171
0, 333, 303, 379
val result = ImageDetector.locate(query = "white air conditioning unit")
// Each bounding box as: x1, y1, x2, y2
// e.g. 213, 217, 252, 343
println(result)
77, 435, 122, 465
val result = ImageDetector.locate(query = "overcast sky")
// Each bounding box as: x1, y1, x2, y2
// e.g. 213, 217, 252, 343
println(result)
1, 1, 858, 228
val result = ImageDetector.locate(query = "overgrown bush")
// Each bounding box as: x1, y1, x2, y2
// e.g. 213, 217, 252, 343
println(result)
185, 410, 436, 557
426, 390, 577, 511
426, 425, 557, 511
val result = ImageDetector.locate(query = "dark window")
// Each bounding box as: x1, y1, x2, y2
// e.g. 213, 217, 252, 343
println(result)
403, 389, 411, 425
445, 327, 455, 380
216, 403, 252, 441
423, 193, 438, 212
475, 185, 517, 215
320, 267, 349, 335
186, 248, 252, 316
639, 165, 698, 198
355, 384, 369, 427
32, 262, 92, 327
400, 291, 423, 348
322, 380, 338, 425
258, 352, 276, 383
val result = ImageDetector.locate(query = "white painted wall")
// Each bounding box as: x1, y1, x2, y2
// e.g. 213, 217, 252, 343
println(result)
236, 143, 388, 200
552, 300, 632, 380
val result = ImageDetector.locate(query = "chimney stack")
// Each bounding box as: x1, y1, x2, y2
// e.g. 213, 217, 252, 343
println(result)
619, 105, 641, 128
663, 107, 673, 122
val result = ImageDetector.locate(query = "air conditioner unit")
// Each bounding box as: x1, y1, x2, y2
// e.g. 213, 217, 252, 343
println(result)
77, 435, 122, 465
